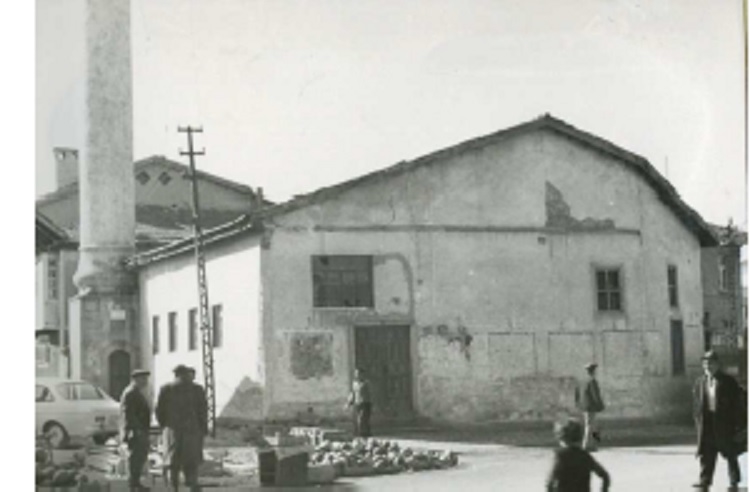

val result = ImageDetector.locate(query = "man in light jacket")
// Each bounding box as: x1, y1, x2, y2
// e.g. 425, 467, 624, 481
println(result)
346, 369, 373, 438
575, 363, 605, 451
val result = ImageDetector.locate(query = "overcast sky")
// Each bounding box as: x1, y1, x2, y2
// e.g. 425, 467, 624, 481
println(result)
36, 0, 745, 227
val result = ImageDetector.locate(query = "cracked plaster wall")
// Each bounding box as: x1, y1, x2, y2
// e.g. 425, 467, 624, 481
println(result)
260, 129, 704, 423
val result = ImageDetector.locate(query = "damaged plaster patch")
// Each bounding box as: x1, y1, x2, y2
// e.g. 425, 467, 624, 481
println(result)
290, 333, 334, 380
421, 323, 474, 360
545, 181, 615, 230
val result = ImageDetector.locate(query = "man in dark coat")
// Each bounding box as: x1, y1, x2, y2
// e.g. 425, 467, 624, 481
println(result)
693, 350, 745, 490
119, 369, 152, 491
187, 367, 209, 450
346, 369, 372, 438
575, 363, 605, 451
156, 365, 208, 491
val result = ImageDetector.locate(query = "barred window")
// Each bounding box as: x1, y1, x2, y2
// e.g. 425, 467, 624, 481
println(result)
596, 268, 622, 312
312, 256, 373, 308
47, 256, 59, 300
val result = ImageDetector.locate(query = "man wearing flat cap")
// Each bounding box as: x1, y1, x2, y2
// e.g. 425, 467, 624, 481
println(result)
692, 350, 747, 490
119, 369, 151, 491
156, 364, 208, 491
575, 363, 605, 451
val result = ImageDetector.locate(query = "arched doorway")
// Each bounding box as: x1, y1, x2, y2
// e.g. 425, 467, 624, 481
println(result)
109, 350, 131, 400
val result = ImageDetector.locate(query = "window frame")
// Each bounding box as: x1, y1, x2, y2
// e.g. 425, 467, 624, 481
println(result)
670, 320, 686, 376
47, 255, 59, 300
311, 255, 375, 309
188, 308, 198, 351
55, 382, 105, 401
168, 312, 178, 352
152, 315, 160, 354
36, 385, 54, 403
667, 264, 679, 308
719, 255, 729, 292
212, 304, 223, 348
593, 265, 625, 314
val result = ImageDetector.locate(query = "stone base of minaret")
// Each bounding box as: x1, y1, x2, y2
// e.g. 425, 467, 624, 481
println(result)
68, 292, 142, 400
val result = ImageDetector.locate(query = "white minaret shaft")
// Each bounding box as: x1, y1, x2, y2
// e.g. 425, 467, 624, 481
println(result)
74, 0, 135, 295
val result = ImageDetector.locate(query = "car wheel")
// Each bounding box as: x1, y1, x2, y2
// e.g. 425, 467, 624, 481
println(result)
43, 422, 69, 449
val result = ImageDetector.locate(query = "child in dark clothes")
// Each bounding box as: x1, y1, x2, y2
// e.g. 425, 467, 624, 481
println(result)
546, 419, 611, 492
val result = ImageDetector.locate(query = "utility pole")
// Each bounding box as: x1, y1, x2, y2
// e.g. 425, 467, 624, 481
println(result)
178, 125, 217, 437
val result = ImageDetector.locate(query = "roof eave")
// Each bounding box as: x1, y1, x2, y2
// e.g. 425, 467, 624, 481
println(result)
255, 115, 717, 247
127, 214, 262, 268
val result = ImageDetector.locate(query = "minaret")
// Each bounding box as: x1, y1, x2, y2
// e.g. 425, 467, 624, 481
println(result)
69, 0, 139, 399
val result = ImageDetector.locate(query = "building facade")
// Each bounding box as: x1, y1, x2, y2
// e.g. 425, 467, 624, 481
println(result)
135, 116, 716, 424
701, 224, 747, 382
35, 154, 264, 385
36, 213, 74, 377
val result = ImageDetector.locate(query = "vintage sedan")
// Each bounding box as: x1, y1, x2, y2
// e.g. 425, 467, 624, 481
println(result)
36, 378, 120, 448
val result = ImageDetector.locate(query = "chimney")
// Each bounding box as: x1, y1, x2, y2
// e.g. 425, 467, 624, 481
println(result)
54, 147, 79, 189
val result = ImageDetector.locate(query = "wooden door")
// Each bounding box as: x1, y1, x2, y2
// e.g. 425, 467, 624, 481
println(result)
354, 325, 413, 421
109, 350, 131, 400
670, 320, 685, 376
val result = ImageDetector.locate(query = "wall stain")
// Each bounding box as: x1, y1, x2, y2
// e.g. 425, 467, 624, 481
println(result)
421, 322, 473, 361
290, 333, 333, 380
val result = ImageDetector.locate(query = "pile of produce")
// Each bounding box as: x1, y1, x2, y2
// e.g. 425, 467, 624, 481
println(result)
35, 442, 89, 488
309, 438, 458, 477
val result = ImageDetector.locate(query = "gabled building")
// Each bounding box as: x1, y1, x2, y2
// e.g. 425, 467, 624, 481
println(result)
133, 115, 717, 424
37, 153, 265, 248
35, 151, 266, 379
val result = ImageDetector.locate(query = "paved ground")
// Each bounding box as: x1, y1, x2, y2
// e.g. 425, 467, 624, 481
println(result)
203, 421, 748, 491
205, 442, 747, 491
315, 441, 748, 492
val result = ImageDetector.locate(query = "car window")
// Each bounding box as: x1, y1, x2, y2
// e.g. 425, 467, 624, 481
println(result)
56, 383, 105, 401
35, 385, 53, 403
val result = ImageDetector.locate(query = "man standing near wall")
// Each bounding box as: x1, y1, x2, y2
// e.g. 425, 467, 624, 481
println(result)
575, 363, 605, 452
119, 369, 152, 491
346, 369, 373, 438
693, 350, 746, 490
156, 365, 208, 491
187, 366, 209, 456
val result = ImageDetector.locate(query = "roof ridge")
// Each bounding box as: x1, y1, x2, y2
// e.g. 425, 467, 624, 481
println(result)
134, 156, 258, 195
257, 113, 715, 245
36, 155, 261, 206
130, 114, 719, 266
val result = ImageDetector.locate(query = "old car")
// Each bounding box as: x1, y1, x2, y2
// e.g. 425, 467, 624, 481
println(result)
36, 378, 120, 448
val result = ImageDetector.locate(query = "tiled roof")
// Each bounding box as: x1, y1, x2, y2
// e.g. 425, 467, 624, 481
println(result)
36, 155, 269, 249
36, 155, 262, 207
128, 214, 259, 267
132, 114, 718, 267
36, 212, 71, 252
254, 114, 717, 247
